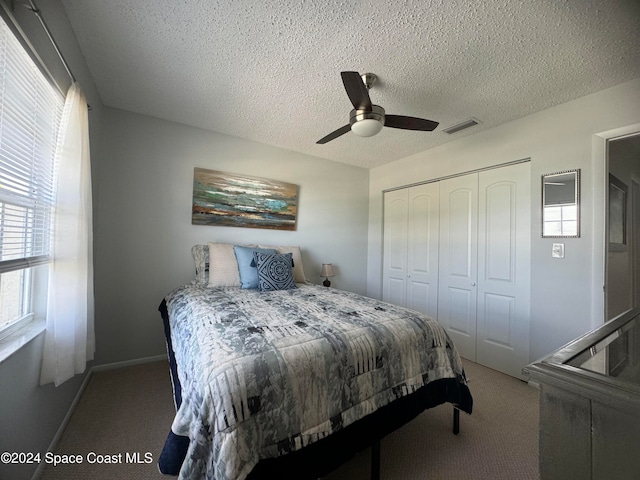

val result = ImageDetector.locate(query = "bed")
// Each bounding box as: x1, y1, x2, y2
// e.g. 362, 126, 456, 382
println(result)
158, 244, 472, 480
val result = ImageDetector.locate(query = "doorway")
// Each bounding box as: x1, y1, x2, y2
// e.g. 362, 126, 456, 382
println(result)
606, 133, 640, 320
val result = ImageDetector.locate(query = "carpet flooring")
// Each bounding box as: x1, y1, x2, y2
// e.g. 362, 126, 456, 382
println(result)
39, 359, 539, 480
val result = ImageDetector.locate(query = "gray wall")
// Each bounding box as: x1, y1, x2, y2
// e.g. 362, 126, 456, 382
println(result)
367, 78, 640, 362
93, 107, 370, 365
0, 335, 86, 480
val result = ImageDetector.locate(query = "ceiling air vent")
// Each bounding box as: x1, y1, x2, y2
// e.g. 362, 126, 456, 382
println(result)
443, 118, 480, 134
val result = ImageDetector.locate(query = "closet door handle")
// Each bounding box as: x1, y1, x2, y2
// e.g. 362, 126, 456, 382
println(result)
471, 282, 476, 287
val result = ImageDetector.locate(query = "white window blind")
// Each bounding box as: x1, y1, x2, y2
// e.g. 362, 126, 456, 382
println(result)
0, 15, 64, 274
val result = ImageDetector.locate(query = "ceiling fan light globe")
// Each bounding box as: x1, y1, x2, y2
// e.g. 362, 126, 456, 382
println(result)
349, 105, 385, 138
351, 118, 383, 137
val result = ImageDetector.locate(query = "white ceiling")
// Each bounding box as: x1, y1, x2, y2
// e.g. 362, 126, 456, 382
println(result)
61, 0, 640, 169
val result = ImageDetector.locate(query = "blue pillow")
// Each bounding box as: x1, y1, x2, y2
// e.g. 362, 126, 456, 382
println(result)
253, 252, 297, 291
233, 246, 276, 289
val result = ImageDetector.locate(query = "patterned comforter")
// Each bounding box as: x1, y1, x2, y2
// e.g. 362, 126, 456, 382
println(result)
165, 283, 469, 480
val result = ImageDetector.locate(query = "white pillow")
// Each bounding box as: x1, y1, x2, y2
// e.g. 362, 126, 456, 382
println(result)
207, 242, 241, 287
258, 245, 307, 283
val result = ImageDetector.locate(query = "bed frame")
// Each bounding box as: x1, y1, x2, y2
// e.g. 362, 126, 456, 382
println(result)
158, 299, 472, 479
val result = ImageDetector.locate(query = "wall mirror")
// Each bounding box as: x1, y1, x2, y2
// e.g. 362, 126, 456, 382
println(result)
542, 169, 580, 237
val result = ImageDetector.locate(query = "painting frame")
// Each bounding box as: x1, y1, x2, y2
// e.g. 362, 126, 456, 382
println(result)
192, 167, 298, 231
608, 173, 627, 252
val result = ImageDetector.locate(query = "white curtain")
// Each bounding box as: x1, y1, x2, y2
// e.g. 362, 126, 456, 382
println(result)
40, 83, 95, 387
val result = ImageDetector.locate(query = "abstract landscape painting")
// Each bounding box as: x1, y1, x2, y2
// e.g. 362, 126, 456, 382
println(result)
192, 168, 298, 230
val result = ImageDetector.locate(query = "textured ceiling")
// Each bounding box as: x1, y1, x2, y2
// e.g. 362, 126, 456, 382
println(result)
61, 0, 640, 169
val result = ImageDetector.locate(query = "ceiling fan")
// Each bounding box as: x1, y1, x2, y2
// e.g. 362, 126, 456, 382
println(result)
317, 71, 439, 144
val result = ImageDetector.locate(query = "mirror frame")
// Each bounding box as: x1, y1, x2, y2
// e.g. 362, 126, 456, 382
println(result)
541, 169, 580, 238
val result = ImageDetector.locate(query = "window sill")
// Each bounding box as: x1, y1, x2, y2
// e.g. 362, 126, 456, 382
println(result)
0, 318, 45, 365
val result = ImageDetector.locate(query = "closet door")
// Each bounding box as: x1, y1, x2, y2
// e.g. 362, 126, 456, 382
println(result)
437, 173, 479, 360
476, 163, 531, 379
383, 189, 408, 308
406, 183, 439, 317
383, 183, 439, 317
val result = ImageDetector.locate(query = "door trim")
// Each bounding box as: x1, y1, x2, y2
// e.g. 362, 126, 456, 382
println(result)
632, 177, 640, 309
382, 158, 531, 193
592, 123, 640, 329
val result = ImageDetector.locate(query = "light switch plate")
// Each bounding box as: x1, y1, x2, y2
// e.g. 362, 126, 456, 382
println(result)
552, 243, 565, 258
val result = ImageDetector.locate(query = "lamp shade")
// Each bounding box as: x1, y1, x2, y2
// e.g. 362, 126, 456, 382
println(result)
320, 263, 335, 277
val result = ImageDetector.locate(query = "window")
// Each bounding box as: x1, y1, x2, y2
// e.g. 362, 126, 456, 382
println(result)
542, 204, 578, 236
0, 15, 64, 335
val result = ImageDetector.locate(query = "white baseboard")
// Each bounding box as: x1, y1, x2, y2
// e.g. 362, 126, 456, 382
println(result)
31, 369, 94, 480
30, 353, 169, 480
92, 354, 168, 372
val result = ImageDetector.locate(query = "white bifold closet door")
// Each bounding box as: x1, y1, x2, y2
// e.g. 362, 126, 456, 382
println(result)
383, 182, 439, 319
437, 173, 479, 361
476, 164, 531, 378
383, 162, 531, 379
438, 162, 530, 379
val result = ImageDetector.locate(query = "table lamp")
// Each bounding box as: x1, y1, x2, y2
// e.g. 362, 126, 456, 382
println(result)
320, 263, 335, 287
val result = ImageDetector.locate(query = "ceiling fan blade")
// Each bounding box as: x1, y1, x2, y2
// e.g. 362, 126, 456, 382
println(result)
316, 124, 351, 144
341, 71, 372, 111
385, 115, 439, 131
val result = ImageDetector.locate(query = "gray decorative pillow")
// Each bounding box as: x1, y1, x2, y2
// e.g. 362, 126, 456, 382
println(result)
253, 252, 297, 291
257, 245, 307, 283
191, 244, 209, 284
